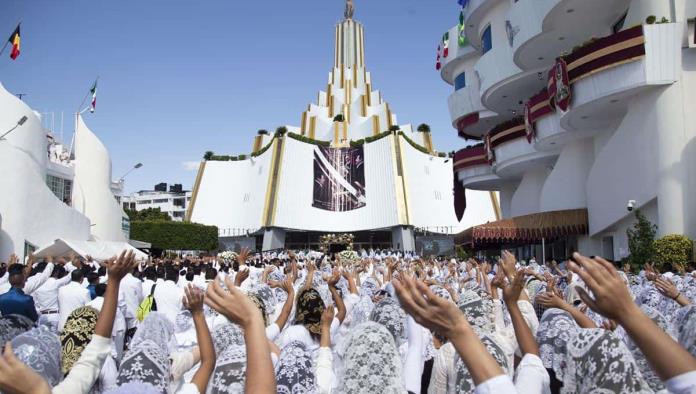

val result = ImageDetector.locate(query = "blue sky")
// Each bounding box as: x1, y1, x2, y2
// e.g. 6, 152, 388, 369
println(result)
1, 0, 469, 193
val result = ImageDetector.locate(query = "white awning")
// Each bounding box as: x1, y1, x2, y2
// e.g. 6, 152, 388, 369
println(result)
34, 239, 149, 262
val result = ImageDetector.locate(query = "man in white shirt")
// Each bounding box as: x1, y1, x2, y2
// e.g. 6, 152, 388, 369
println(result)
153, 268, 184, 324
118, 270, 143, 332
33, 264, 72, 330
58, 269, 92, 332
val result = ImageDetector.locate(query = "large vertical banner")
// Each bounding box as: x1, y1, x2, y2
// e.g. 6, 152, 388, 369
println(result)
313, 145, 366, 212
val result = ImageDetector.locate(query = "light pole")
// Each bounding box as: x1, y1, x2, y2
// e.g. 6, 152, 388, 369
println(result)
0, 116, 28, 140
118, 162, 143, 182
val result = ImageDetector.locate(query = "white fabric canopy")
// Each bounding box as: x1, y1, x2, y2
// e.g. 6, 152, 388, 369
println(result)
34, 238, 149, 261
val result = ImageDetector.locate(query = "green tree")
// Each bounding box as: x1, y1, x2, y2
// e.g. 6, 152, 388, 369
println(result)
130, 221, 218, 251
626, 209, 657, 268
125, 207, 171, 222
389, 125, 401, 132
203, 151, 213, 160
653, 234, 693, 271
275, 126, 288, 136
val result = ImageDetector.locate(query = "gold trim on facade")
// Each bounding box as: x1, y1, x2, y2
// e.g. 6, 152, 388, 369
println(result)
309, 116, 316, 139
252, 135, 263, 152
423, 132, 434, 153
300, 111, 307, 135
489, 191, 502, 221
185, 160, 206, 222
372, 115, 380, 135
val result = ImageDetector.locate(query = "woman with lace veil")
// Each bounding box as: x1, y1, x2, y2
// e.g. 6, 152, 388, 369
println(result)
535, 308, 579, 389
562, 329, 652, 393
275, 340, 317, 393
335, 321, 406, 394
210, 323, 247, 394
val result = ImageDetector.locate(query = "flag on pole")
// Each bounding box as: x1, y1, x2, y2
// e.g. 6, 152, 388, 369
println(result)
435, 44, 441, 70
89, 80, 98, 113
7, 24, 20, 60
458, 10, 468, 47
443, 32, 450, 58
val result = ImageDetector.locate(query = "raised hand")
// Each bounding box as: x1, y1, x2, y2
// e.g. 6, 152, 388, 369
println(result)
183, 284, 205, 313
234, 268, 249, 287
535, 291, 565, 309
568, 253, 635, 322
392, 274, 466, 338
280, 276, 295, 295
0, 343, 51, 394
106, 250, 136, 281
205, 276, 263, 329
501, 269, 527, 305
654, 277, 679, 299
237, 248, 251, 266
321, 305, 335, 329
500, 250, 517, 281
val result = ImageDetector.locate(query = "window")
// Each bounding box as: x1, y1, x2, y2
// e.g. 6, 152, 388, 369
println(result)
46, 175, 73, 205
481, 25, 492, 54
153, 198, 169, 204
173, 198, 186, 207
454, 72, 466, 91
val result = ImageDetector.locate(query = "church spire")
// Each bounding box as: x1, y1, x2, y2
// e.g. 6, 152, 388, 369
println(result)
344, 0, 354, 20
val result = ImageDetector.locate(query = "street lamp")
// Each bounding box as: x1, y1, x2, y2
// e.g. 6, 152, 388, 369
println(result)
118, 162, 143, 182
0, 116, 28, 140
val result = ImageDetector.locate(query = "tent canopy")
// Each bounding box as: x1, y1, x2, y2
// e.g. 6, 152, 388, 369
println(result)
456, 208, 588, 249
35, 239, 149, 261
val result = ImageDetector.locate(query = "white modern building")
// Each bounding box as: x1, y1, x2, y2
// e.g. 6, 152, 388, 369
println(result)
442, 0, 696, 260
188, 8, 500, 251
0, 81, 131, 261
122, 184, 192, 221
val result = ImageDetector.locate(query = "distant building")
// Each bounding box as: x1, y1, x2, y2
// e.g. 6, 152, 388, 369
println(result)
122, 183, 191, 221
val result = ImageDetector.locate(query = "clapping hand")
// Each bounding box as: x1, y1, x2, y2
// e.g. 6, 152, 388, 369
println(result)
234, 268, 249, 287
501, 269, 527, 305
500, 250, 517, 281
237, 248, 251, 266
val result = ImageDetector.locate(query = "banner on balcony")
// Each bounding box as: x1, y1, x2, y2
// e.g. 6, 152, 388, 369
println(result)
548, 58, 571, 112
524, 102, 534, 143
484, 134, 495, 164
313, 145, 366, 212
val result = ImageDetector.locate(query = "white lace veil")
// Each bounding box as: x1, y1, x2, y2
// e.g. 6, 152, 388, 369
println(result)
275, 340, 317, 393
562, 328, 652, 394
335, 321, 405, 394
536, 308, 578, 382
116, 312, 174, 394
11, 326, 62, 387
210, 322, 247, 394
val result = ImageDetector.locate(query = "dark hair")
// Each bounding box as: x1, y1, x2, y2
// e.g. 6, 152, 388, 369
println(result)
52, 265, 67, 279
193, 265, 202, 275
71, 269, 84, 282
8, 263, 24, 276
94, 283, 107, 297
144, 267, 157, 281
87, 272, 100, 284
205, 267, 218, 280
164, 268, 179, 282
156, 266, 166, 279
98, 267, 107, 277
185, 272, 195, 281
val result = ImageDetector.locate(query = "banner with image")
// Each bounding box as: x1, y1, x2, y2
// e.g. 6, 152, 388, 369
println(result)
313, 145, 366, 212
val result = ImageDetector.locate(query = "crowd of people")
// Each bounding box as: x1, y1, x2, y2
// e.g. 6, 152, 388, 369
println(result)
0, 247, 696, 394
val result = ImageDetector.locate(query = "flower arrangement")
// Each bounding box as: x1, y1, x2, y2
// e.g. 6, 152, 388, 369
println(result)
319, 233, 355, 252
338, 249, 360, 262
218, 250, 238, 263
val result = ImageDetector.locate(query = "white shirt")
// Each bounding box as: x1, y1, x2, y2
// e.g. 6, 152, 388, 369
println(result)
118, 273, 143, 324
24, 262, 55, 295
142, 278, 156, 296
33, 275, 72, 312
58, 281, 92, 331
52, 335, 113, 394
153, 280, 184, 324
514, 354, 551, 394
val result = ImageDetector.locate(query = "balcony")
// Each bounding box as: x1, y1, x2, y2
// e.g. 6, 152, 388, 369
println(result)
560, 23, 681, 131
448, 78, 504, 139
440, 25, 478, 85
474, 42, 547, 116
508, 0, 630, 70
453, 144, 503, 190
463, 0, 506, 49
487, 118, 558, 177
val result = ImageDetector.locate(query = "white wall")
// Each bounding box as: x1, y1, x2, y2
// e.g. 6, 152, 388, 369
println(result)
72, 115, 127, 242
539, 139, 594, 212
272, 136, 400, 232
586, 90, 660, 236
190, 146, 273, 232
0, 82, 91, 261
510, 168, 549, 216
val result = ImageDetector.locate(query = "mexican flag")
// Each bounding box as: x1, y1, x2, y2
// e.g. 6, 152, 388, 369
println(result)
443, 32, 450, 58
435, 44, 441, 70
89, 80, 97, 113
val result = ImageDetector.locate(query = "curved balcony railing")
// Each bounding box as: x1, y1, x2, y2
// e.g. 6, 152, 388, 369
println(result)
453, 143, 503, 189
440, 25, 478, 85
474, 43, 523, 102
454, 143, 488, 171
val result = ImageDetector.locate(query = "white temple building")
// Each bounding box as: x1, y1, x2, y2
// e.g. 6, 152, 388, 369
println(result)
188, 11, 499, 252
443, 0, 696, 259
0, 82, 135, 261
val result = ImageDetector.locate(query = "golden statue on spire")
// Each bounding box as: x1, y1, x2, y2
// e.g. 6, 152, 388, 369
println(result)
344, 0, 354, 19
